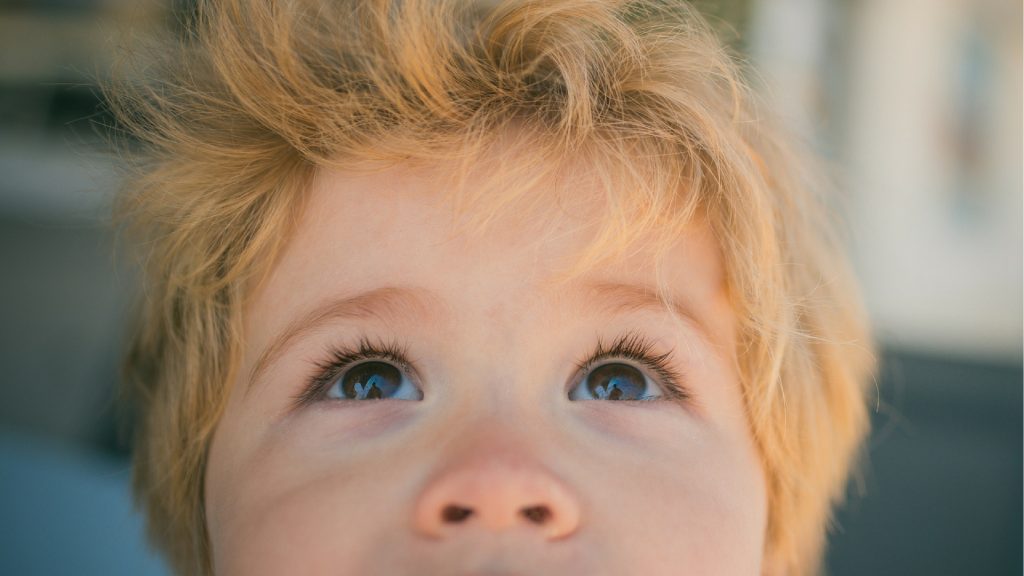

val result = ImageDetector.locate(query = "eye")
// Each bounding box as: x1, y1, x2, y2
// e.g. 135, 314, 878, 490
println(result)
291, 337, 424, 409
325, 360, 422, 401
567, 332, 690, 404
569, 362, 662, 402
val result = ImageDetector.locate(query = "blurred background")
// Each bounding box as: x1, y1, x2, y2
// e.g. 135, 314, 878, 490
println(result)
0, 0, 1019, 574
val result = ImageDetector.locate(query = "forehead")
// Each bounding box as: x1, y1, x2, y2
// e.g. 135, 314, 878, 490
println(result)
244, 157, 731, 350
284, 160, 724, 301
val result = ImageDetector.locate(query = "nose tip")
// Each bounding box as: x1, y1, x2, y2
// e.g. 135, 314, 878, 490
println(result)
413, 458, 581, 541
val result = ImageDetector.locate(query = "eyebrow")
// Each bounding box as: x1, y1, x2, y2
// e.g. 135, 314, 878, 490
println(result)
246, 281, 711, 393
246, 286, 443, 394
580, 281, 712, 341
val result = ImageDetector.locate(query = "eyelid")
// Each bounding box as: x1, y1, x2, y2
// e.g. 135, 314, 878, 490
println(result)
572, 331, 690, 404
575, 332, 668, 372
290, 336, 419, 410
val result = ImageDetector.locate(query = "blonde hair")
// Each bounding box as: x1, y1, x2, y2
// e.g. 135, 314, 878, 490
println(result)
103, 1, 876, 574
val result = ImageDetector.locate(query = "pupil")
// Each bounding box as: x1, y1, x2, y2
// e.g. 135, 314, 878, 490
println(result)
342, 362, 401, 399
588, 363, 645, 400
607, 382, 623, 400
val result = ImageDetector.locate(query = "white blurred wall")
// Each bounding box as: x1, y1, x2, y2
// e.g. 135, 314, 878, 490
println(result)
749, 0, 1022, 361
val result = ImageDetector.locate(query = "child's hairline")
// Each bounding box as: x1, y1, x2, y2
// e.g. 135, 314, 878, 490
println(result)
238, 126, 720, 334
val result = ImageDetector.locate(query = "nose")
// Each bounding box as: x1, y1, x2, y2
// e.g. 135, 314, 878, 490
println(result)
412, 452, 582, 541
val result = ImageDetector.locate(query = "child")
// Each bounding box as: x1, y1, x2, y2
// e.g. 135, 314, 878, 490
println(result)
106, 0, 876, 574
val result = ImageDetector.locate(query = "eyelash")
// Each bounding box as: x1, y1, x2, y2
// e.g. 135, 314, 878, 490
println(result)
575, 332, 690, 404
291, 336, 415, 409
290, 332, 689, 409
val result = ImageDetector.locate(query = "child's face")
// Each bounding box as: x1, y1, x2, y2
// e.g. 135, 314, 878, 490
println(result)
204, 161, 767, 575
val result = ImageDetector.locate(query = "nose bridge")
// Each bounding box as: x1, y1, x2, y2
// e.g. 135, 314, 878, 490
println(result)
411, 419, 582, 542
410, 286, 582, 542
445, 321, 538, 412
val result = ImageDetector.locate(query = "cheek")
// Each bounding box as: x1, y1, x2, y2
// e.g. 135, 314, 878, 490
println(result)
584, 423, 767, 574
675, 449, 766, 570
206, 431, 411, 576
217, 480, 346, 575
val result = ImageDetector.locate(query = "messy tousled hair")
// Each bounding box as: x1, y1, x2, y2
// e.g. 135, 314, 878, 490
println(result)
103, 1, 875, 574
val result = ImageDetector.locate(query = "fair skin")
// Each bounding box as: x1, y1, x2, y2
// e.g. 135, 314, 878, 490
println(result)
204, 158, 768, 575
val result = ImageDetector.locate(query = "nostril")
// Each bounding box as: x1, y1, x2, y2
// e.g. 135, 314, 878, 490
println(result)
520, 505, 551, 524
442, 505, 474, 523
413, 456, 581, 540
